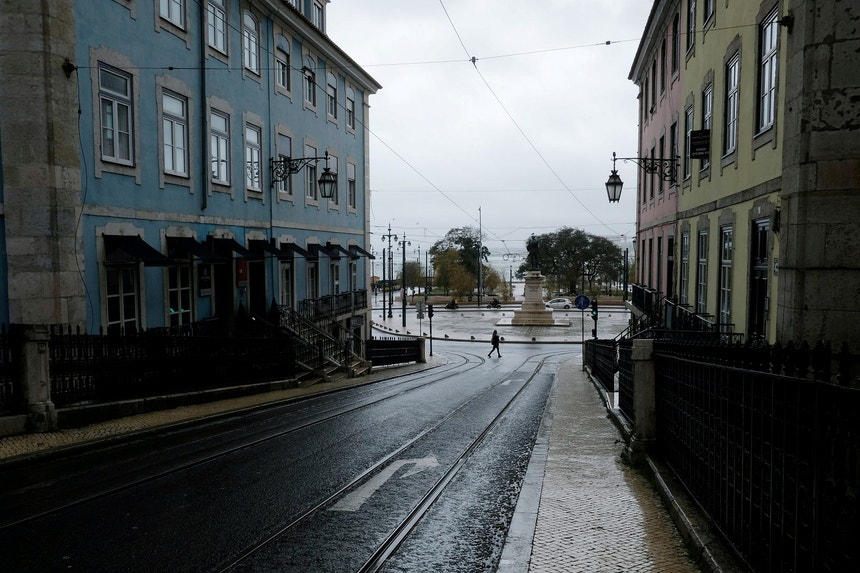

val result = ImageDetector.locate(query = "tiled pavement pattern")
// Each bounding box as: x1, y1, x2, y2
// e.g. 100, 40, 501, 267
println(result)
526, 358, 698, 572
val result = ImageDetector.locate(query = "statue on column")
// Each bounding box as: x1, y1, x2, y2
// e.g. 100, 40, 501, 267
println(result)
526, 234, 540, 271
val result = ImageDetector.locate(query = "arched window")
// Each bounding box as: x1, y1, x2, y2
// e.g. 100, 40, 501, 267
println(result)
243, 10, 259, 73
326, 72, 337, 118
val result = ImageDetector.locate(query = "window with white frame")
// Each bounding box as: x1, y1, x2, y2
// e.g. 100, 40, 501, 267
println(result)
758, 9, 779, 132
303, 57, 317, 106
724, 53, 740, 154
680, 233, 690, 305
672, 13, 680, 72
280, 261, 294, 307
162, 91, 188, 177
210, 110, 229, 184
696, 231, 708, 314
658, 135, 666, 195
687, 0, 696, 51
704, 0, 714, 23
167, 264, 193, 327
106, 267, 139, 333
328, 156, 339, 205
347, 162, 356, 209
160, 0, 185, 28
718, 226, 733, 329
326, 72, 338, 119
330, 261, 340, 295
346, 87, 356, 130
245, 124, 262, 191
207, 0, 226, 53
277, 133, 292, 196
305, 144, 318, 200
684, 105, 693, 178
243, 10, 259, 74
99, 65, 133, 165
349, 260, 357, 291
276, 46, 290, 90
313, 1, 324, 30
701, 83, 713, 169
307, 261, 319, 300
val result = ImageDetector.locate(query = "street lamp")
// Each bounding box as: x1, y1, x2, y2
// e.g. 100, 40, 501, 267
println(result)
398, 234, 411, 327
381, 224, 397, 318
605, 151, 679, 202
270, 151, 337, 198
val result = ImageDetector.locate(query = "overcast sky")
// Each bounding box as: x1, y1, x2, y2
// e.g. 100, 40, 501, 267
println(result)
327, 0, 652, 272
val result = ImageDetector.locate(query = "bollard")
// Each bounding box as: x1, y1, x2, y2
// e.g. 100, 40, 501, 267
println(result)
13, 324, 58, 433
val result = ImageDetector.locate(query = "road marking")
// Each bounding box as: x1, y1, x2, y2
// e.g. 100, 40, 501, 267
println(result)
501, 379, 512, 386
329, 456, 440, 512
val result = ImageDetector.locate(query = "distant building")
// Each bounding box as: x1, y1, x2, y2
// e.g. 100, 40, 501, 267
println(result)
629, 0, 859, 350
0, 0, 381, 340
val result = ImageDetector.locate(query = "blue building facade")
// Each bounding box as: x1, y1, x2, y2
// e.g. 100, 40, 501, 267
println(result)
0, 0, 380, 340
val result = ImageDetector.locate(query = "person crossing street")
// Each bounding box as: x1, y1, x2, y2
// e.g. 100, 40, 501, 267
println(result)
488, 330, 501, 358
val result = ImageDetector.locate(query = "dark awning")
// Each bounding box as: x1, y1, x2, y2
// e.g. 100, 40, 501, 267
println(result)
327, 243, 356, 260
276, 242, 310, 259
166, 236, 224, 263
307, 243, 336, 260
249, 239, 285, 259
209, 237, 263, 260
349, 244, 375, 259
103, 234, 172, 267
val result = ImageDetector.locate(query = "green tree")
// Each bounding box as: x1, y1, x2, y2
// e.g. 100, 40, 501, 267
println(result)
429, 227, 490, 296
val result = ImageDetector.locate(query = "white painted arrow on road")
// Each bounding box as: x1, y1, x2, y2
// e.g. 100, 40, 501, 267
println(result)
329, 456, 440, 512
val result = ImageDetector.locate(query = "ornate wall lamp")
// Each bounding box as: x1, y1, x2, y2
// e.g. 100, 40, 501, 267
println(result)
270, 151, 337, 198
605, 151, 679, 202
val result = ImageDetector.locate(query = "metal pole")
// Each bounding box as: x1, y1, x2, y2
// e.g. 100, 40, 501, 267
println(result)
623, 248, 629, 302
382, 247, 386, 318
401, 236, 407, 328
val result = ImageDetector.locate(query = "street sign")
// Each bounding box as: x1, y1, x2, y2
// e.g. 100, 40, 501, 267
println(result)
574, 294, 590, 310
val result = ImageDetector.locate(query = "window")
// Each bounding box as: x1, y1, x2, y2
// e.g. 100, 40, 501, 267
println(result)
670, 121, 679, 184
696, 231, 708, 315
758, 9, 779, 132
650, 61, 657, 107
718, 227, 733, 329
330, 261, 340, 295
349, 260, 357, 292
276, 134, 292, 195
210, 111, 229, 184
280, 261, 294, 307
162, 91, 188, 176
303, 57, 316, 106
687, 0, 696, 52
680, 233, 690, 305
160, 0, 185, 28
305, 145, 318, 200
245, 124, 262, 191
347, 162, 357, 209
106, 267, 139, 333
307, 261, 319, 300
326, 72, 338, 119
649, 146, 656, 199
724, 53, 740, 154
243, 10, 259, 74
99, 65, 133, 165
660, 39, 667, 92
328, 156, 339, 205
167, 265, 193, 327
672, 13, 680, 72
658, 136, 666, 195
276, 50, 290, 90
684, 105, 693, 179
312, 1, 324, 30
207, 0, 226, 53
703, 0, 714, 23
346, 87, 356, 130
701, 84, 713, 169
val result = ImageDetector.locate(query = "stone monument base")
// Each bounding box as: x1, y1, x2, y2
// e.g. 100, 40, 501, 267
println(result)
511, 271, 558, 326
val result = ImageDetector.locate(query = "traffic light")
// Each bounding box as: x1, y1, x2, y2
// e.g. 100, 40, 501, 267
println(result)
427, 304, 434, 318
590, 300, 598, 322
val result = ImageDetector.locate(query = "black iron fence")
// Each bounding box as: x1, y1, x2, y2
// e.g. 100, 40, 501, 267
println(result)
48, 324, 296, 407
584, 338, 617, 393
366, 337, 422, 367
0, 324, 14, 414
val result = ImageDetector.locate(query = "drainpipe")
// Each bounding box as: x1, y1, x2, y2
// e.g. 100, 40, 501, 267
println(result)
199, 3, 208, 211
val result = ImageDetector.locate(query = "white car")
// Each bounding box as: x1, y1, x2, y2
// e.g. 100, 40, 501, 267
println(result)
545, 297, 573, 310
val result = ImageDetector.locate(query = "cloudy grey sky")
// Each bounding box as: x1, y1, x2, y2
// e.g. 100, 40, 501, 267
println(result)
327, 0, 652, 271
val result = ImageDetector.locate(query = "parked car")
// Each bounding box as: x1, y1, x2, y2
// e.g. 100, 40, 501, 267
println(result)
545, 298, 572, 310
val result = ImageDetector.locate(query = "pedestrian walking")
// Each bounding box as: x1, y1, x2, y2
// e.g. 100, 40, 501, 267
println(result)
488, 330, 501, 358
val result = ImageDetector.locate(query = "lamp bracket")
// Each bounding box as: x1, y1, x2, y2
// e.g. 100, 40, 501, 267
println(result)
612, 151, 679, 182
270, 152, 330, 184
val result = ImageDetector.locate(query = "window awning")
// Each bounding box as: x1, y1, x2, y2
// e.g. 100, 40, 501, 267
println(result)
209, 237, 263, 260
276, 242, 310, 259
103, 234, 172, 267
166, 236, 224, 263
326, 242, 356, 260
307, 243, 335, 260
349, 244, 375, 259
249, 239, 284, 259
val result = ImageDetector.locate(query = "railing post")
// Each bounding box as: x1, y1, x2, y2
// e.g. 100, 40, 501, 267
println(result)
417, 337, 426, 363
626, 338, 656, 464
12, 324, 57, 432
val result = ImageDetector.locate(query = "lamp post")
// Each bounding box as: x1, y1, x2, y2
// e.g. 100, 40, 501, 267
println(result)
604, 151, 679, 202
380, 224, 397, 318
398, 234, 411, 327
270, 151, 337, 198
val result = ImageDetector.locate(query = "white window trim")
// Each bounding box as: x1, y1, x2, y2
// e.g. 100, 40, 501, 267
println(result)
210, 109, 230, 185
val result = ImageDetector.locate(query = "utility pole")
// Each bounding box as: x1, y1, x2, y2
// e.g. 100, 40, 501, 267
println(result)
381, 223, 397, 318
